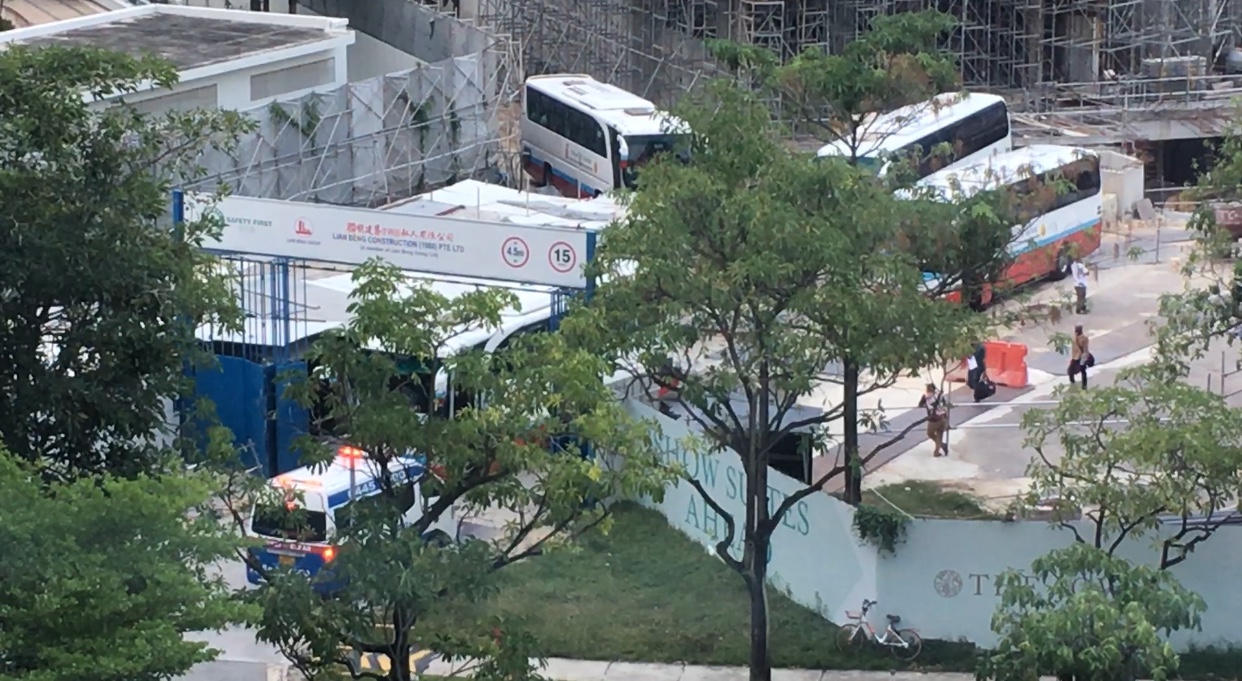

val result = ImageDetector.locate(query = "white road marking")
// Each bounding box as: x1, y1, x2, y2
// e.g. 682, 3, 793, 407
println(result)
958, 344, 1155, 427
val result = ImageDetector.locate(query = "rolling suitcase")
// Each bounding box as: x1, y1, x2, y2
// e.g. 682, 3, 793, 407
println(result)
973, 374, 996, 402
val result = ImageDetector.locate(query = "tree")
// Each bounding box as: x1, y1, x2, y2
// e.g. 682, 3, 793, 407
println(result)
1147, 126, 1242, 368
0, 447, 250, 681
978, 363, 1242, 680
1017, 364, 1242, 563
0, 45, 248, 480
979, 543, 1202, 681
711, 11, 1025, 501
239, 261, 672, 681
563, 79, 1017, 681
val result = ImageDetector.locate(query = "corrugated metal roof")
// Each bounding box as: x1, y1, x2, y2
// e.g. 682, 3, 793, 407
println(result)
2, 0, 117, 28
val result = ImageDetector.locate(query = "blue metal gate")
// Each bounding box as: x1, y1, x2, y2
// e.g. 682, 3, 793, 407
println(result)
192, 257, 313, 477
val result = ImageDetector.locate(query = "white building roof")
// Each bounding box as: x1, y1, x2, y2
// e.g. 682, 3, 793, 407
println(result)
0, 4, 353, 85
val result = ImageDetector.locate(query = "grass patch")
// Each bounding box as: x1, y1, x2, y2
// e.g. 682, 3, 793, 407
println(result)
417, 501, 1237, 679
440, 502, 976, 671
861, 481, 1000, 520
1177, 647, 1242, 680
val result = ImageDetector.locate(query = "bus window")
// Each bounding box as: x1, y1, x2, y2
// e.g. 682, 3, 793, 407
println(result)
820, 95, 1012, 181
620, 134, 687, 189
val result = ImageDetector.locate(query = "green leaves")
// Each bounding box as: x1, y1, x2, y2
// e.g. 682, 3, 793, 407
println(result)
980, 543, 1202, 681
1019, 363, 1242, 563
996, 361, 1242, 680
772, 11, 957, 142
0, 45, 250, 479
0, 449, 251, 681
572, 20, 1015, 678
249, 260, 673, 681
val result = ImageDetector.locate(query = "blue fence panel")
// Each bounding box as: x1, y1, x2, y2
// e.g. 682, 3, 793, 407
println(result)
195, 355, 270, 473
272, 360, 309, 476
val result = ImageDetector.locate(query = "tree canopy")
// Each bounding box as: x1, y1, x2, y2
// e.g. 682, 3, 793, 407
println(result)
981, 125, 1242, 678
1018, 364, 1242, 563
0, 45, 247, 480
979, 542, 1202, 681
0, 447, 249, 681
240, 260, 672, 681
563, 12, 1024, 680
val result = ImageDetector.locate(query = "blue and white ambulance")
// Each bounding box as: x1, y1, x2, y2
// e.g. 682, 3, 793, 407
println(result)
245, 445, 455, 587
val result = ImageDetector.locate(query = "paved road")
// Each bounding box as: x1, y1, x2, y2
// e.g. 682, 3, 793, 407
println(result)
865, 251, 1242, 504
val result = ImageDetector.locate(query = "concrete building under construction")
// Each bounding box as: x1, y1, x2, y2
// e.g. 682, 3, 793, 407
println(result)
467, 0, 1242, 189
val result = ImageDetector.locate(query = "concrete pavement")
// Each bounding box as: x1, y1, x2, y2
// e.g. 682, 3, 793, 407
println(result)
422, 657, 1045, 681
189, 654, 1057, 681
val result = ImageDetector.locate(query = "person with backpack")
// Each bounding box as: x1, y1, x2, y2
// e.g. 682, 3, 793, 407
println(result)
1069, 325, 1092, 389
966, 342, 995, 402
918, 382, 948, 458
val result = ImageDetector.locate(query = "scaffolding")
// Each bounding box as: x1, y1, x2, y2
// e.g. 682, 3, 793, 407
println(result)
157, 0, 520, 205
478, 0, 835, 104
476, 0, 1242, 130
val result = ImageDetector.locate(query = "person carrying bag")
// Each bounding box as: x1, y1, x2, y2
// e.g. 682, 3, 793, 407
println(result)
1069, 325, 1091, 389
918, 383, 949, 458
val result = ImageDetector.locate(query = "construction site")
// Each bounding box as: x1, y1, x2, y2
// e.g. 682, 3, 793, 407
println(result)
469, 0, 1242, 192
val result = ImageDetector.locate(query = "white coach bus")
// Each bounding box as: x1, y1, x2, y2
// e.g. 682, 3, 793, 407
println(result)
817, 92, 1012, 179
520, 74, 688, 198
915, 144, 1103, 306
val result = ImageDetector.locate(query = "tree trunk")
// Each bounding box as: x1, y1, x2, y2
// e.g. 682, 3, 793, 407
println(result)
389, 642, 412, 681
743, 386, 772, 681
747, 542, 771, 681
389, 607, 412, 681
842, 357, 862, 504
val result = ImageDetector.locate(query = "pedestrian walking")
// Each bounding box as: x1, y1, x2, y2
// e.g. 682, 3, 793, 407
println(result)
966, 341, 985, 390
917, 382, 948, 457
1071, 257, 1090, 314
1068, 324, 1091, 389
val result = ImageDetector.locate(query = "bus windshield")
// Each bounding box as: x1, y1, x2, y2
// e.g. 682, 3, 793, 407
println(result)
621, 134, 687, 189
853, 155, 886, 173
251, 503, 329, 543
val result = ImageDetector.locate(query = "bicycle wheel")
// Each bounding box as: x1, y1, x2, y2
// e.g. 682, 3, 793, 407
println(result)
834, 624, 861, 651
891, 628, 922, 661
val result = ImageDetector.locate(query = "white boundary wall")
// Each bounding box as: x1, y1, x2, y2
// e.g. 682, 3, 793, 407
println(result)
627, 398, 1242, 650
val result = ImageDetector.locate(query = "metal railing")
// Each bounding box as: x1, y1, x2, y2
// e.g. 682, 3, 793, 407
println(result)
1012, 74, 1242, 116
1206, 349, 1242, 398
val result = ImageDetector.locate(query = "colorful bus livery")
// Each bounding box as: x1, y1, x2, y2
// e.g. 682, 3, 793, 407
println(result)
246, 446, 454, 589
817, 92, 1011, 180
520, 74, 688, 197
916, 145, 1103, 306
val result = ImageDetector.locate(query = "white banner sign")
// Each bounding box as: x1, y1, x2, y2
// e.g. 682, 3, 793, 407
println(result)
183, 193, 593, 289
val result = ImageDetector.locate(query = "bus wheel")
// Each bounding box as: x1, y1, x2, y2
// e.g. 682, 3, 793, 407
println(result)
1052, 249, 1071, 281
541, 162, 554, 188
422, 529, 453, 547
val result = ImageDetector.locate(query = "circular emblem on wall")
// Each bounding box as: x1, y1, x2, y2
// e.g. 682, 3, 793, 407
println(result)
934, 569, 963, 598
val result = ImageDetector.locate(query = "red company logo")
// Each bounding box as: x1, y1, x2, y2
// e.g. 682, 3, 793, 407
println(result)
295, 218, 313, 237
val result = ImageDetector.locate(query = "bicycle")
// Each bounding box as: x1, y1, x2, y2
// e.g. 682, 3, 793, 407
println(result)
835, 598, 922, 661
